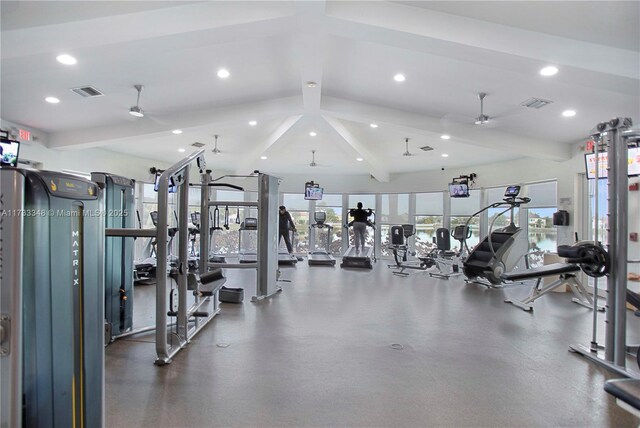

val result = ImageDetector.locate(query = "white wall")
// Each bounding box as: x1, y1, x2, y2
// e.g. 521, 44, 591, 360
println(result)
18, 140, 170, 183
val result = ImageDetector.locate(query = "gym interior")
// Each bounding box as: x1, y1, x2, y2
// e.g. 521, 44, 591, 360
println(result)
1, 2, 640, 427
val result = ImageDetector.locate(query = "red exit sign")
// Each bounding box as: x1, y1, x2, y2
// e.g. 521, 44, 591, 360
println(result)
18, 128, 31, 141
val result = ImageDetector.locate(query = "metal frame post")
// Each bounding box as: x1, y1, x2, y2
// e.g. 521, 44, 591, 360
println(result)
254, 173, 279, 301
155, 149, 204, 365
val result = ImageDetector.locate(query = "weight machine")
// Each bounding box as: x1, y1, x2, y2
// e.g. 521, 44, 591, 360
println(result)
569, 118, 640, 378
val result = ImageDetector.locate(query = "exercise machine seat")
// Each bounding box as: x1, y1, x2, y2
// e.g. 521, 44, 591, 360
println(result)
605, 379, 640, 412
501, 263, 580, 281
200, 268, 225, 285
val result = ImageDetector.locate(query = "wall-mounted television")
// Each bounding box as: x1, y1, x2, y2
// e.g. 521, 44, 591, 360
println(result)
304, 185, 323, 200
585, 147, 640, 179
154, 171, 177, 193
0, 138, 20, 167
449, 183, 469, 198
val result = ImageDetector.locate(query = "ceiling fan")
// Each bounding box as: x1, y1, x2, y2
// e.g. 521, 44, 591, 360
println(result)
127, 84, 165, 124
212, 134, 221, 154
129, 84, 145, 117
402, 138, 414, 157
310, 149, 319, 167
474, 92, 490, 125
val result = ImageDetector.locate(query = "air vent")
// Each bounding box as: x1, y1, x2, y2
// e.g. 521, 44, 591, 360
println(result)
419, 145, 434, 152
70, 86, 104, 97
191, 142, 205, 148
520, 97, 553, 109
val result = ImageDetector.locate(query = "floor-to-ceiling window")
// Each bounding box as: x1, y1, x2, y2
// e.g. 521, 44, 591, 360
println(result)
525, 181, 558, 253
414, 192, 444, 255
282, 193, 309, 254
379, 194, 409, 256
316, 194, 344, 255
486, 186, 519, 233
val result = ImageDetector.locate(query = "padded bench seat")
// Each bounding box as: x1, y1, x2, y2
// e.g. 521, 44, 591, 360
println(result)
501, 263, 580, 281
605, 379, 640, 418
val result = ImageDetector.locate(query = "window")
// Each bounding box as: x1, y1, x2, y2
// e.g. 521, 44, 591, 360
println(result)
415, 192, 444, 255
379, 194, 409, 255
316, 194, 344, 254
486, 186, 519, 230
282, 193, 309, 253
588, 178, 608, 245
526, 181, 557, 253
414, 215, 443, 254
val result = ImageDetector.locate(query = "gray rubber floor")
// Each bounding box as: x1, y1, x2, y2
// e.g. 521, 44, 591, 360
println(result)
106, 261, 640, 427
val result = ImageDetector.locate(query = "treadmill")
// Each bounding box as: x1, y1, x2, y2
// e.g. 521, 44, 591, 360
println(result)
239, 217, 258, 263
278, 229, 298, 265
308, 211, 336, 266
340, 210, 376, 269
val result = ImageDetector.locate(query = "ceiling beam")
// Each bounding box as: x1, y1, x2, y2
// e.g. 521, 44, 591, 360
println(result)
47, 96, 303, 149
322, 115, 390, 182
1, 2, 296, 59
325, 1, 639, 81
321, 96, 571, 161
293, 1, 327, 116
234, 115, 303, 175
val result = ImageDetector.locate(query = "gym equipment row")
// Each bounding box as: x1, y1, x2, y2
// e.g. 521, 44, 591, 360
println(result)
1, 168, 104, 427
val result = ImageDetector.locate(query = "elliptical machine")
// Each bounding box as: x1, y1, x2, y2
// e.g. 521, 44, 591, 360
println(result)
463, 185, 531, 286
387, 224, 435, 276
428, 225, 472, 279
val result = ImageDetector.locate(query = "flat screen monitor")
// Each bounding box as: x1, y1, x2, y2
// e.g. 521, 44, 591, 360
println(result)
0, 138, 20, 167
154, 172, 177, 193
449, 183, 469, 198
585, 147, 640, 179
304, 185, 323, 200
504, 185, 520, 197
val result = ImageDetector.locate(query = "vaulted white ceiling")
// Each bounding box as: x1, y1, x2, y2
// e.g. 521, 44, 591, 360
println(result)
2, 1, 638, 180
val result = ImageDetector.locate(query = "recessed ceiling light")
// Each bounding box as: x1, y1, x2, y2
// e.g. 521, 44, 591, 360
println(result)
178, 148, 186, 153
440, 134, 451, 140
172, 129, 182, 135
260, 156, 268, 160
540, 66, 558, 76
217, 68, 230, 79
370, 123, 378, 128
356, 157, 363, 162
249, 120, 257, 126
441, 153, 449, 158
306, 81, 317, 88
309, 131, 317, 137
394, 73, 406, 82
56, 54, 77, 65
562, 109, 576, 117
45, 96, 60, 104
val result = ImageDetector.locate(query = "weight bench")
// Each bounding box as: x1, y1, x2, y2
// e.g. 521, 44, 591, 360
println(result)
605, 379, 640, 419
198, 268, 227, 296
502, 263, 595, 311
